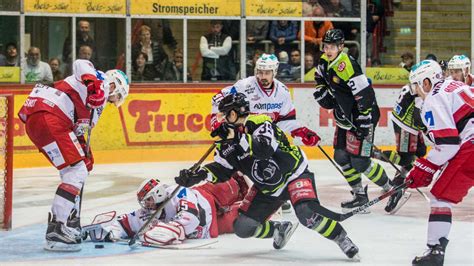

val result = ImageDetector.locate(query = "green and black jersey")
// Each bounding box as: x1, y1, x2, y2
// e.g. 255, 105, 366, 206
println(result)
314, 52, 380, 129
202, 114, 308, 197
391, 84, 426, 134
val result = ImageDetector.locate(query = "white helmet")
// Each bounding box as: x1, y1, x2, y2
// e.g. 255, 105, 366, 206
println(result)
106, 69, 129, 107
448, 55, 471, 71
409, 60, 444, 92
137, 178, 169, 210
255, 53, 279, 77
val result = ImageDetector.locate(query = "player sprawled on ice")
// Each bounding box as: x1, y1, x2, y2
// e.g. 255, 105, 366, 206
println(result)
407, 60, 473, 266
312, 29, 393, 212
447, 55, 473, 86
17, 59, 129, 252
210, 54, 321, 212
83, 177, 248, 246
176, 93, 360, 259
373, 81, 427, 214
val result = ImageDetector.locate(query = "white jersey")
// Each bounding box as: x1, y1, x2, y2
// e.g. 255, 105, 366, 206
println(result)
211, 76, 300, 133
421, 79, 474, 165
112, 185, 213, 240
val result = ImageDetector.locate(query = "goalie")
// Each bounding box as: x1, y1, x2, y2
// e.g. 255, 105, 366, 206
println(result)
84, 177, 248, 246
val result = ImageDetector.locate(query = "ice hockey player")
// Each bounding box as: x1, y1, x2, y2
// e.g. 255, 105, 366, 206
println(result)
312, 28, 392, 212
210, 53, 322, 212
176, 93, 359, 259
374, 81, 427, 213
447, 55, 473, 86
84, 177, 247, 245
17, 59, 129, 251
408, 60, 473, 266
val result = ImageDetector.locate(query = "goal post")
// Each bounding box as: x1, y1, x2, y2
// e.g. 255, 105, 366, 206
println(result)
0, 94, 14, 230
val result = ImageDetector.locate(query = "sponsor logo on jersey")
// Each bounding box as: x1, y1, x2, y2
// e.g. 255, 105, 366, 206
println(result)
332, 76, 340, 84
337, 61, 346, 72
245, 85, 255, 94
237, 152, 250, 160
395, 104, 402, 115
42, 99, 55, 108
253, 102, 283, 111
24, 98, 37, 108
251, 159, 282, 186
250, 94, 260, 101
221, 144, 235, 157
424, 111, 435, 127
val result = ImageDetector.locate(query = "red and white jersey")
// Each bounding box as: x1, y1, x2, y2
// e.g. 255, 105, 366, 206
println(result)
211, 76, 300, 133
421, 79, 474, 166
18, 59, 106, 127
113, 185, 213, 240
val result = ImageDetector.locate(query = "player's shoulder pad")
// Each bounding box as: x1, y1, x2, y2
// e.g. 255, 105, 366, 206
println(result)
332, 53, 358, 82
274, 79, 290, 93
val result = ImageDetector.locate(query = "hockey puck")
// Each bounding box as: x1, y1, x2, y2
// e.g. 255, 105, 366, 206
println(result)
95, 244, 104, 249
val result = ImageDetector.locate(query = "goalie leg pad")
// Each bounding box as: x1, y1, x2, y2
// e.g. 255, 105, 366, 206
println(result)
143, 221, 186, 246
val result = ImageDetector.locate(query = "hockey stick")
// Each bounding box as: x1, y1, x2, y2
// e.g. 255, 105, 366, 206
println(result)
339, 181, 409, 220
333, 106, 429, 202
85, 109, 95, 158
317, 145, 346, 178
128, 143, 217, 248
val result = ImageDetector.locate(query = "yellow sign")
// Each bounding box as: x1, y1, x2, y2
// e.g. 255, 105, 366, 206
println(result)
304, 67, 315, 82
366, 67, 409, 85
24, 0, 125, 14
0, 67, 20, 83
246, 0, 302, 17
131, 0, 240, 16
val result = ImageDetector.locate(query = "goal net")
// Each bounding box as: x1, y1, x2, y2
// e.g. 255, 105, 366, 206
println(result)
0, 95, 13, 230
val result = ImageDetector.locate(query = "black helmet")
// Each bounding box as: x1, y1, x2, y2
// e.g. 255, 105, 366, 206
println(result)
323, 29, 345, 45
218, 92, 250, 118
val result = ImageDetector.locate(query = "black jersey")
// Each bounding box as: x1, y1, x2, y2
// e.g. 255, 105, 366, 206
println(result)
314, 52, 380, 129
391, 84, 426, 134
203, 114, 308, 197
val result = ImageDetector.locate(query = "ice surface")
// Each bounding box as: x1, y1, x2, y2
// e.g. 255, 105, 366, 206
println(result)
1, 160, 472, 265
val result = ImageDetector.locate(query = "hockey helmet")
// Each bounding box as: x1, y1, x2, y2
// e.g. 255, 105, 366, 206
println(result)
106, 69, 129, 107
448, 55, 471, 72
218, 92, 250, 120
409, 60, 444, 92
255, 53, 279, 78
137, 178, 169, 210
323, 29, 345, 45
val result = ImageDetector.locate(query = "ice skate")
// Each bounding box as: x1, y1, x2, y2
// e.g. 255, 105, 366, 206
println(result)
385, 175, 411, 214
335, 232, 360, 261
273, 221, 299, 250
412, 238, 448, 266
281, 201, 292, 213
44, 213, 81, 252
341, 186, 370, 214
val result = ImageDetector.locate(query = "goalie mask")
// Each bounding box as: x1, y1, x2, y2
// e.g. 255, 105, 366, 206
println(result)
106, 69, 129, 107
137, 178, 169, 211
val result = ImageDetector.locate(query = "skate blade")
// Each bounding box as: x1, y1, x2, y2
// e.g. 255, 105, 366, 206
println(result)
44, 240, 81, 252
349, 253, 361, 262
273, 223, 299, 250
389, 192, 412, 215
342, 207, 370, 214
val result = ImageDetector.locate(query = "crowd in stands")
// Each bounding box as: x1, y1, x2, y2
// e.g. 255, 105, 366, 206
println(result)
0, 0, 388, 83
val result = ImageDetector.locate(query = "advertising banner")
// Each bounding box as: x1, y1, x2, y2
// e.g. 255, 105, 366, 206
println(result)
366, 67, 409, 85
246, 0, 302, 17
24, 0, 126, 14
0, 67, 20, 83
131, 0, 240, 16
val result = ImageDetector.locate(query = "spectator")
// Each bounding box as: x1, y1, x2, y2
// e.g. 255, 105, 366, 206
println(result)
137, 19, 178, 50
48, 58, 63, 82
304, 53, 316, 74
288, 49, 302, 81
132, 25, 168, 76
367, 0, 384, 62
276, 51, 292, 81
78, 45, 93, 61
162, 49, 191, 81
303, 0, 324, 17
62, 20, 97, 67
400, 52, 415, 72
269, 20, 298, 54
301, 20, 333, 61
132, 52, 157, 82
242, 49, 263, 78
23, 46, 53, 84
247, 20, 270, 54
200, 20, 233, 81
0, 42, 20, 67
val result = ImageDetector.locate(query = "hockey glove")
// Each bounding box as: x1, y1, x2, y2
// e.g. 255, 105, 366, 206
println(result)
210, 122, 234, 140
354, 113, 372, 140
406, 157, 440, 188
175, 169, 208, 187
86, 80, 105, 109
73, 119, 91, 137
291, 127, 321, 146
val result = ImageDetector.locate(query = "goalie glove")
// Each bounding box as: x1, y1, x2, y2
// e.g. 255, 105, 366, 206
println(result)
143, 221, 185, 246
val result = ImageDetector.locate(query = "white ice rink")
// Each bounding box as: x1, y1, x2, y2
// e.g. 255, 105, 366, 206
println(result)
1, 160, 473, 265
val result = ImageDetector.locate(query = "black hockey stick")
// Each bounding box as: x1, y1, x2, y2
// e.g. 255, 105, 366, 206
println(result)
128, 143, 217, 248
339, 181, 410, 220
85, 109, 95, 158
317, 145, 346, 178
